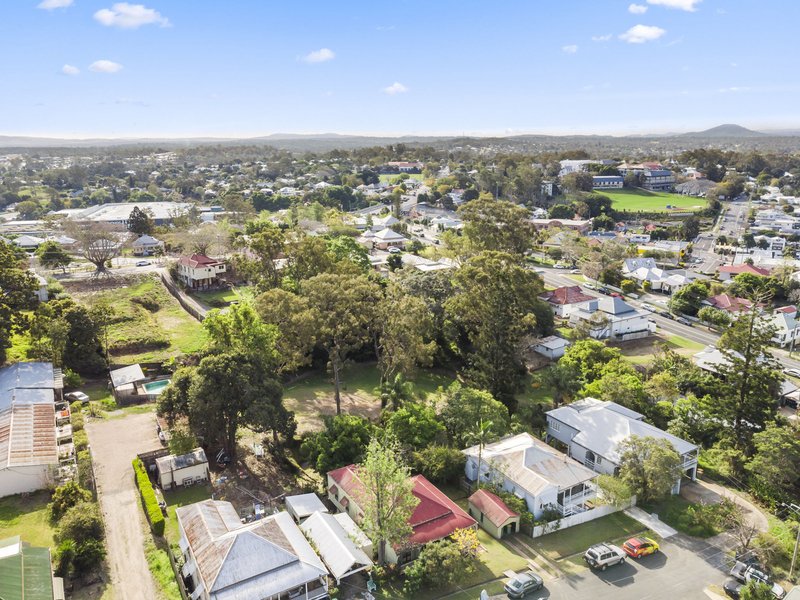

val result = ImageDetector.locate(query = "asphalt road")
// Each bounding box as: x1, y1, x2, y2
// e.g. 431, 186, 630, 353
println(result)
490, 535, 728, 600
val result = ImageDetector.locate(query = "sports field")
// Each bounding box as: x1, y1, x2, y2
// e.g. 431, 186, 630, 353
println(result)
603, 188, 705, 212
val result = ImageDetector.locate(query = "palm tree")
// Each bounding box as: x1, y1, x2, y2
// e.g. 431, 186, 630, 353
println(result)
469, 419, 494, 491
539, 364, 581, 406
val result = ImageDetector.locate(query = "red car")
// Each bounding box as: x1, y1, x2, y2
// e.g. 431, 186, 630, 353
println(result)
622, 537, 659, 558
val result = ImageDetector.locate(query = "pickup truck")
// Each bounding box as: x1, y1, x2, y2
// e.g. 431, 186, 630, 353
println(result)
729, 561, 785, 598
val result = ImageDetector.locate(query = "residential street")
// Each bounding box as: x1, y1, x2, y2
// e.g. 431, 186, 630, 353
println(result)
86, 412, 163, 600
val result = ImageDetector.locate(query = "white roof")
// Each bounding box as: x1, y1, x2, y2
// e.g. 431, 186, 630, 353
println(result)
285, 494, 328, 520
109, 364, 146, 388
69, 202, 192, 223
13, 234, 44, 247
372, 228, 408, 242
547, 398, 697, 463
132, 234, 162, 246
300, 511, 372, 581
623, 257, 658, 272
463, 433, 596, 496
532, 336, 569, 351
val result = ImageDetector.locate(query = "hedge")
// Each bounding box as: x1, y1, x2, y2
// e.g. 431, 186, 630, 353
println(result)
133, 459, 165, 537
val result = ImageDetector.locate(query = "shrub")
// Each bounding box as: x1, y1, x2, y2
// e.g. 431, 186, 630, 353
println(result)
56, 501, 104, 545
63, 368, 82, 388
620, 279, 636, 294
72, 539, 106, 573
70, 410, 84, 433
76, 450, 93, 490
49, 481, 92, 522
73, 429, 89, 452
411, 446, 465, 484
133, 458, 165, 536
402, 539, 477, 595
54, 539, 75, 578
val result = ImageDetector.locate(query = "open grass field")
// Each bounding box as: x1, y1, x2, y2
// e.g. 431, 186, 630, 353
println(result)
617, 333, 705, 366
72, 275, 207, 364
603, 188, 705, 212
0, 491, 55, 549
378, 173, 428, 184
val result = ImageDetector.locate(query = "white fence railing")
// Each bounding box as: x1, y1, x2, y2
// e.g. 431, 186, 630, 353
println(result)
531, 496, 636, 539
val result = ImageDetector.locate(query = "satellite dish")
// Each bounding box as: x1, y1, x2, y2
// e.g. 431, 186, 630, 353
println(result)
480, 591, 489, 600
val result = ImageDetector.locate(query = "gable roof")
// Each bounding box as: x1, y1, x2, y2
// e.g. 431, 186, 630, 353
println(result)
0, 536, 54, 600
539, 286, 595, 306
547, 398, 697, 463
623, 257, 658, 272
300, 511, 372, 582
468, 489, 519, 528
372, 227, 408, 242
132, 234, 162, 246
704, 294, 753, 313
178, 253, 222, 268
464, 433, 597, 497
718, 264, 771, 276
109, 364, 146, 388
176, 500, 327, 599
285, 493, 328, 521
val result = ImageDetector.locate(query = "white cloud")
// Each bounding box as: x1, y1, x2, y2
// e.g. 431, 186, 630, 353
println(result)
93, 3, 170, 28
591, 34, 612, 42
646, 0, 701, 11
619, 24, 666, 43
718, 86, 750, 93
382, 82, 408, 95
37, 0, 73, 9
629, 3, 648, 13
302, 48, 335, 64
61, 64, 80, 75
562, 44, 578, 54
89, 60, 123, 73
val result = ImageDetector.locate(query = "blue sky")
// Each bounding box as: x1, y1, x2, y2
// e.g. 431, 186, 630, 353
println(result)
1, 0, 799, 137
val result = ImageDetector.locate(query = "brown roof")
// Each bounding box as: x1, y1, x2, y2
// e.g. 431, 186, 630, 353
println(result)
718, 264, 771, 276
178, 254, 222, 268
704, 294, 753, 313
540, 285, 595, 306
468, 489, 519, 528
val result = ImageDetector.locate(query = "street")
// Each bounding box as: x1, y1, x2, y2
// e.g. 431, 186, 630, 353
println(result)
489, 535, 728, 600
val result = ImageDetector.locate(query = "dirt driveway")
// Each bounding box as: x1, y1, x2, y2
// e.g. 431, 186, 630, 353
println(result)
86, 412, 163, 600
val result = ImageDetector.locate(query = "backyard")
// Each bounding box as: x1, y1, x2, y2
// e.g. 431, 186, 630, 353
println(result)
603, 188, 705, 212
190, 286, 251, 309
0, 491, 55, 549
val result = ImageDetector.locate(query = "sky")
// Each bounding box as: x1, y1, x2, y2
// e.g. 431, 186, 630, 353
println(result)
1, 0, 799, 138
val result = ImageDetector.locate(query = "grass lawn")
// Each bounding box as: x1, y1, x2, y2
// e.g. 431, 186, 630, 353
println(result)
162, 486, 213, 548
144, 539, 181, 600
191, 286, 251, 308
603, 188, 704, 213
0, 491, 55, 549
639, 496, 722, 538
378, 174, 428, 184
618, 333, 705, 366
74, 275, 206, 364
531, 512, 645, 561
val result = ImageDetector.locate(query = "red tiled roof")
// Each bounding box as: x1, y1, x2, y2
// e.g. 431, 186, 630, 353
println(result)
407, 475, 476, 545
718, 264, 771, 276
468, 489, 519, 528
178, 253, 220, 268
776, 306, 797, 314
704, 294, 753, 313
540, 285, 595, 306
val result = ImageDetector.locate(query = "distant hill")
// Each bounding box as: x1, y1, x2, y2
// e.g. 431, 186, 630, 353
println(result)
680, 124, 768, 138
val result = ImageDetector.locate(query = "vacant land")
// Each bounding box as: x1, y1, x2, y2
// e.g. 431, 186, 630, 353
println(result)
617, 333, 705, 366
604, 188, 704, 212
0, 491, 55, 548
378, 173, 427, 184
69, 275, 206, 363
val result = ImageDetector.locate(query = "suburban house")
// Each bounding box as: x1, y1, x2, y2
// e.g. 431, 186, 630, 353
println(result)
569, 297, 654, 341
463, 433, 598, 519
546, 398, 698, 494
132, 234, 164, 256
0, 362, 70, 498
702, 293, 754, 314
300, 511, 373, 584
592, 175, 623, 190
176, 254, 227, 290
530, 336, 570, 360
361, 227, 408, 250
285, 493, 329, 524
155, 448, 209, 490
0, 535, 65, 600
176, 500, 329, 600
622, 258, 698, 294
768, 306, 800, 348
539, 285, 596, 318
327, 466, 476, 564
467, 489, 520, 540
717, 263, 771, 281
530, 218, 592, 234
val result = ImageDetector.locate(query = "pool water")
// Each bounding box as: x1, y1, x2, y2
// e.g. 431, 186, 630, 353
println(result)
143, 379, 171, 395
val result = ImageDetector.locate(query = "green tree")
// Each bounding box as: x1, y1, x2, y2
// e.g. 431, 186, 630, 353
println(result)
445, 251, 544, 406
128, 206, 154, 234
740, 581, 777, 600
746, 423, 800, 501
48, 482, 92, 522
403, 538, 477, 595
358, 436, 419, 565
16, 199, 43, 220
538, 363, 581, 406
300, 273, 381, 414
439, 382, 509, 446
36, 240, 71, 272
670, 280, 710, 316
560, 338, 621, 385
384, 403, 445, 450
325, 235, 371, 272
457, 199, 534, 255
0, 241, 38, 362
203, 301, 279, 365
255, 288, 319, 372
300, 414, 373, 475
582, 367, 647, 415
56, 501, 104, 545
697, 306, 732, 328
168, 427, 199, 456
411, 446, 465, 484
618, 435, 683, 503
242, 226, 286, 289
285, 234, 334, 282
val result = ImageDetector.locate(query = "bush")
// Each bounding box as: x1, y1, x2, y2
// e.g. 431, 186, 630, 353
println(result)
620, 279, 636, 294
56, 501, 104, 545
402, 539, 476, 595
133, 458, 165, 537
70, 409, 84, 433
76, 450, 93, 490
72, 539, 106, 573
54, 540, 75, 578
73, 429, 89, 452
49, 481, 92, 522
412, 446, 465, 484
63, 368, 82, 388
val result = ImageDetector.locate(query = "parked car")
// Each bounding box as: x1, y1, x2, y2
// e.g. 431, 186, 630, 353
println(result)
658, 310, 674, 319
622, 537, 659, 559
570, 269, 581, 274
65, 391, 90, 404
388, 247, 402, 254
641, 303, 656, 312
676, 316, 693, 327
598, 287, 611, 295
783, 368, 800, 378
554, 263, 568, 269
583, 543, 626, 570
610, 292, 624, 299
504, 570, 544, 598
723, 578, 743, 599
584, 283, 596, 290
135, 260, 151, 267
729, 562, 785, 598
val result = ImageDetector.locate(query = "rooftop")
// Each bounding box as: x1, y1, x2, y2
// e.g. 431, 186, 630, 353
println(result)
468, 489, 519, 528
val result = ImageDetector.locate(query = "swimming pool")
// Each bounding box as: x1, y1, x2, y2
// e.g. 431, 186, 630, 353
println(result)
143, 379, 171, 395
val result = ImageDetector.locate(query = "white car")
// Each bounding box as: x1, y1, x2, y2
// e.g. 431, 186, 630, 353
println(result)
65, 391, 90, 404
641, 303, 657, 312
784, 368, 800, 378
387, 247, 402, 254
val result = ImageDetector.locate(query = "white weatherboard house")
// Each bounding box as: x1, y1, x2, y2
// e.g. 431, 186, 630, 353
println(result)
569, 297, 653, 341
176, 254, 227, 290
546, 398, 698, 494
155, 448, 208, 489
177, 500, 329, 600
0, 362, 64, 498
132, 234, 164, 256
463, 433, 598, 519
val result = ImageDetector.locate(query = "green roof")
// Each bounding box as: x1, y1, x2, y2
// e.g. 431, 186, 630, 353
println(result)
0, 536, 53, 600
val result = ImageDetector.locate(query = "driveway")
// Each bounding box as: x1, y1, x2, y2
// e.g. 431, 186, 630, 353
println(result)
86, 412, 163, 600
681, 479, 768, 533
489, 535, 728, 600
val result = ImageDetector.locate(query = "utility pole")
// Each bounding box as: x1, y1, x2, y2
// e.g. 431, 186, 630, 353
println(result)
782, 503, 800, 580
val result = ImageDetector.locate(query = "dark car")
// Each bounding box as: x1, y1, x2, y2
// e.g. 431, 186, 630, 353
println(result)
504, 571, 544, 598
658, 310, 674, 319
723, 578, 743, 599
675, 316, 693, 327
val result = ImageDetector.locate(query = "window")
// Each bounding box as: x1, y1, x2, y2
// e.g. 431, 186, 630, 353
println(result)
550, 420, 560, 432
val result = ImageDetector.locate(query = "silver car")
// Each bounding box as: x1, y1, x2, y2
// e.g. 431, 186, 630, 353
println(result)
504, 570, 544, 598
584, 543, 626, 570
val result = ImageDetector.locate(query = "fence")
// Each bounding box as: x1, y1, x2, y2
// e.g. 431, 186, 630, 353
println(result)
159, 272, 205, 322
530, 496, 636, 539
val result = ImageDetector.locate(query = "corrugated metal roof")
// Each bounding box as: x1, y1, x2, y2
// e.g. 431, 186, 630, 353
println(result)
300, 511, 372, 581
285, 494, 328, 520
0, 536, 54, 600
109, 364, 146, 388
